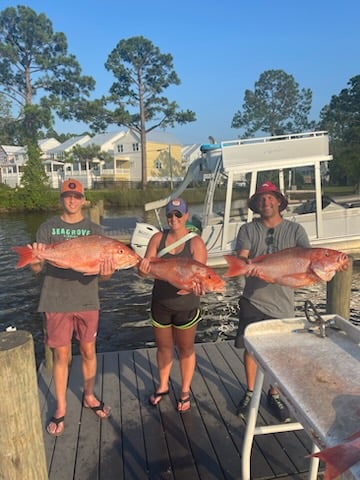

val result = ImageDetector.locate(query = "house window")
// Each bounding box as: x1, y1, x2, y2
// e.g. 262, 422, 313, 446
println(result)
132, 143, 139, 152
155, 161, 162, 169
117, 144, 124, 153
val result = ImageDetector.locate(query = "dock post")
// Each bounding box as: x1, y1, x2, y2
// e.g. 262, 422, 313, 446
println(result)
326, 256, 353, 320
89, 205, 100, 224
97, 199, 104, 217
0, 330, 47, 480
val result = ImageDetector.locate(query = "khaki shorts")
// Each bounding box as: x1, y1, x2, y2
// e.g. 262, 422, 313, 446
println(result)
45, 311, 99, 348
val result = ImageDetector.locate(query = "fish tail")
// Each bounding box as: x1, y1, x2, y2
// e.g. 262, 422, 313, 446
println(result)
11, 246, 36, 268
223, 255, 248, 278
309, 436, 360, 480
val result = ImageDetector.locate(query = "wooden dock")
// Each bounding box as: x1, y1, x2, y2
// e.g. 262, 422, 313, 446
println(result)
38, 341, 322, 480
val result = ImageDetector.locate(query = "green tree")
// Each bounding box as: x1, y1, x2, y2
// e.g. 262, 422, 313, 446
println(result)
103, 36, 196, 187
0, 5, 96, 198
65, 143, 113, 168
0, 5, 96, 134
232, 69, 314, 137
319, 75, 360, 189
0, 92, 14, 143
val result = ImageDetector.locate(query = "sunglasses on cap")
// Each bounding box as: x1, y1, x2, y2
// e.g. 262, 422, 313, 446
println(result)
166, 211, 183, 219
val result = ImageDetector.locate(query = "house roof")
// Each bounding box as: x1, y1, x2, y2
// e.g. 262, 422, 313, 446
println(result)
82, 131, 126, 149
47, 135, 91, 154
1, 145, 25, 154
146, 130, 181, 145
38, 138, 61, 152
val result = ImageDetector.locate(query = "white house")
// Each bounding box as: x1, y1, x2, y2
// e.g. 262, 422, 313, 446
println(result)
0, 129, 184, 189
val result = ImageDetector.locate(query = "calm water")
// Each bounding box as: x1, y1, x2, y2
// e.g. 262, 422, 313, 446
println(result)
1, 207, 359, 367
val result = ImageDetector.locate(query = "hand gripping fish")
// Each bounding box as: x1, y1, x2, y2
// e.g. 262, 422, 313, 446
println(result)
309, 430, 360, 480
223, 247, 349, 288
147, 257, 226, 295
12, 235, 141, 275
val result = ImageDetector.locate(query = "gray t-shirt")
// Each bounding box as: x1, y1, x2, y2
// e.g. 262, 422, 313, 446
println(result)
235, 218, 310, 318
36, 216, 103, 313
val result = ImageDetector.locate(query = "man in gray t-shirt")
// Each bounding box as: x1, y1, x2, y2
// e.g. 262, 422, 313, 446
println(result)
234, 181, 310, 423
29, 179, 115, 437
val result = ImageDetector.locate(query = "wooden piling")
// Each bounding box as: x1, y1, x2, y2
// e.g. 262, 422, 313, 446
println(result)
326, 256, 353, 320
89, 205, 100, 224
0, 331, 47, 480
96, 199, 104, 217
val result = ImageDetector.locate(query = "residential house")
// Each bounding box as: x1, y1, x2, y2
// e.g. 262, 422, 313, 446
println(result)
111, 129, 182, 185
45, 135, 91, 188
0, 139, 60, 188
0, 129, 184, 189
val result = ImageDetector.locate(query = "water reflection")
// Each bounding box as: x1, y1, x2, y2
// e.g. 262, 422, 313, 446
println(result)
1, 208, 359, 368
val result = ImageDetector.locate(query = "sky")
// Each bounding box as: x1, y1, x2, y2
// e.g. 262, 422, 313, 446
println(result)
2, 0, 360, 145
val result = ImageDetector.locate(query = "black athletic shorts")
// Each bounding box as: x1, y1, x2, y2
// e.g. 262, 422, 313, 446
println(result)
234, 296, 272, 348
150, 300, 201, 330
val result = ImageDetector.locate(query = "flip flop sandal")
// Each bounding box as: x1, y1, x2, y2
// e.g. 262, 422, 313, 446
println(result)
149, 390, 169, 406
177, 396, 191, 413
83, 400, 111, 418
46, 416, 65, 437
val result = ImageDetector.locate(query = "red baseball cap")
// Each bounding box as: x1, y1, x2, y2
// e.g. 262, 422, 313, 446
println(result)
61, 179, 84, 197
248, 181, 288, 213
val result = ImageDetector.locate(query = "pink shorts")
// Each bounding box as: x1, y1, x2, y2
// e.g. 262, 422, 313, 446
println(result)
45, 311, 99, 348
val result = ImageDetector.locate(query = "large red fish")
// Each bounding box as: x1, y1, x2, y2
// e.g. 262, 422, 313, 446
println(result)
310, 430, 360, 480
12, 235, 141, 275
148, 257, 226, 295
223, 247, 349, 288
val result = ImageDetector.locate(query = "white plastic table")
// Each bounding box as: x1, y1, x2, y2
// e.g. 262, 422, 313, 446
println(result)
242, 315, 360, 480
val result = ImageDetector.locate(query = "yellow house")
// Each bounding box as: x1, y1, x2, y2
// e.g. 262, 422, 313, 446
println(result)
112, 129, 182, 184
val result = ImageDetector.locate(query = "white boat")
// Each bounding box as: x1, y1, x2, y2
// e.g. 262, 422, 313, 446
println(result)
131, 131, 360, 266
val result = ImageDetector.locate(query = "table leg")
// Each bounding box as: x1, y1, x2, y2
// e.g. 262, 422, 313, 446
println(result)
308, 443, 320, 480
241, 367, 265, 480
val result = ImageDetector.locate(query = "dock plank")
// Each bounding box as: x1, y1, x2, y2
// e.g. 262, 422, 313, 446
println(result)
37, 341, 322, 480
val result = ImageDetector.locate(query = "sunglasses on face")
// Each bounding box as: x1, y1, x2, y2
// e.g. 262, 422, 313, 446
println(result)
166, 211, 183, 219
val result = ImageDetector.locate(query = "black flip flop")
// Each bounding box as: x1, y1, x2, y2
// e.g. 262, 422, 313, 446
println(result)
177, 396, 191, 414
83, 400, 111, 418
149, 390, 169, 406
46, 416, 65, 437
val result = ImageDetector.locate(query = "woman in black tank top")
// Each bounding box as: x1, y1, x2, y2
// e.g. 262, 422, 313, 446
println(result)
138, 198, 208, 413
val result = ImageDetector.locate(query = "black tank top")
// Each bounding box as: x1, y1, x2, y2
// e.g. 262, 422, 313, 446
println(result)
152, 230, 200, 311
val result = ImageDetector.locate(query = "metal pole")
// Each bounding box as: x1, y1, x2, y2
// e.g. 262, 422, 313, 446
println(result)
169, 145, 173, 189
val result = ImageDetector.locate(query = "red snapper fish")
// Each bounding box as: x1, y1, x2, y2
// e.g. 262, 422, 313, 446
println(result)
148, 257, 226, 295
223, 247, 349, 288
310, 430, 360, 480
12, 235, 141, 275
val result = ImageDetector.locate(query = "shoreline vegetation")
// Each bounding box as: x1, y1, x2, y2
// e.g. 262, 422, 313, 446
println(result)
0, 184, 358, 214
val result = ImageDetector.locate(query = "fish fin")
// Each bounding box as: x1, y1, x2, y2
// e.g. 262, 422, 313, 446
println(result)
312, 268, 335, 282
223, 255, 248, 278
177, 289, 190, 295
256, 273, 276, 284
11, 246, 36, 268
